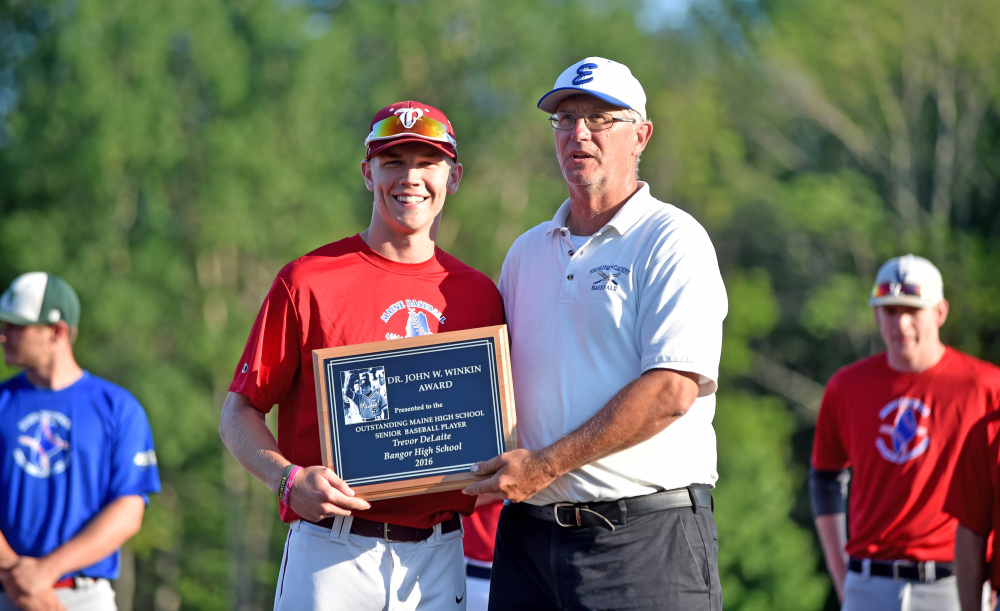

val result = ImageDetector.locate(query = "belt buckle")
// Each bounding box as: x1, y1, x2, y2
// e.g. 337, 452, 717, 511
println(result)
382, 523, 402, 543
71, 576, 97, 589
891, 562, 903, 580
890, 561, 923, 581
552, 503, 583, 527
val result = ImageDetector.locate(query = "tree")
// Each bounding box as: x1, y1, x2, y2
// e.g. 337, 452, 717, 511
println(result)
16, 0, 992, 608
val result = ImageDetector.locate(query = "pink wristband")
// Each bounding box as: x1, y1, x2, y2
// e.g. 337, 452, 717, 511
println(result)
281, 465, 302, 505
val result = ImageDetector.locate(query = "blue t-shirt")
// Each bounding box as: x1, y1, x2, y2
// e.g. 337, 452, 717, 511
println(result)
0, 371, 160, 580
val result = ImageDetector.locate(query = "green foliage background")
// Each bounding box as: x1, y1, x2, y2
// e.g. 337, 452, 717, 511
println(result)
2, 0, 999, 609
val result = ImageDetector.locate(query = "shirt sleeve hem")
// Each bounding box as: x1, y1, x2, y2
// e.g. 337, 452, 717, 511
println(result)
642, 360, 719, 396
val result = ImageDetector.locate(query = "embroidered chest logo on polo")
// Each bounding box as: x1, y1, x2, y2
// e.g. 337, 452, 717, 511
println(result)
14, 410, 71, 478
380, 298, 446, 340
590, 264, 631, 292
875, 396, 931, 464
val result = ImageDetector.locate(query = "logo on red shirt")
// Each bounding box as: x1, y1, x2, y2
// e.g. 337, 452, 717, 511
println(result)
381, 298, 445, 340
875, 396, 930, 464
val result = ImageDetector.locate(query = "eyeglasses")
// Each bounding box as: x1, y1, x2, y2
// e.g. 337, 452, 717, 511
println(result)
365, 115, 457, 147
549, 111, 637, 131
871, 282, 924, 299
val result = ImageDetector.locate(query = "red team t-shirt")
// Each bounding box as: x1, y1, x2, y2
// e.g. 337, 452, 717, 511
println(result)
945, 409, 1000, 589
230, 235, 504, 528
462, 499, 503, 563
811, 347, 1000, 561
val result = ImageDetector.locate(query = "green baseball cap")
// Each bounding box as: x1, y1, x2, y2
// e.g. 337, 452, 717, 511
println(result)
0, 272, 81, 326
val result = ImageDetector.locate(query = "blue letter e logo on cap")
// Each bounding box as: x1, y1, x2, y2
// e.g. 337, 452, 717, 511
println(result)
572, 63, 598, 85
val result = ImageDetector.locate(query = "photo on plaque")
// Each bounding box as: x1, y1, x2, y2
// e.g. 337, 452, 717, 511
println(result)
313, 325, 517, 501
341, 367, 389, 424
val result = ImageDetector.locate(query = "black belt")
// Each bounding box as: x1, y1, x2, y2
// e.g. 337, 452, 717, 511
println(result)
466, 563, 492, 580
848, 558, 954, 582
310, 514, 461, 543
507, 486, 713, 532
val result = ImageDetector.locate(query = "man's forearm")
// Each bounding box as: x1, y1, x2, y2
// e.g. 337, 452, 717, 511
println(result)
0, 529, 19, 569
540, 368, 700, 478
43, 496, 145, 580
218, 391, 372, 519
466, 368, 700, 501
219, 391, 288, 493
814, 513, 848, 603
956, 524, 988, 611
8, 495, 145, 596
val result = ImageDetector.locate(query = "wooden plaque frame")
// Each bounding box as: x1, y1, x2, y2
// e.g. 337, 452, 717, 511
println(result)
312, 324, 517, 501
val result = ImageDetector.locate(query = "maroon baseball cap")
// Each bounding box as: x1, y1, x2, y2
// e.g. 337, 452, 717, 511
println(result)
364, 100, 458, 161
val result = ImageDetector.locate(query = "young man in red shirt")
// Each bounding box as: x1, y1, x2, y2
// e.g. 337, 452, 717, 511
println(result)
219, 101, 503, 610
811, 254, 1000, 611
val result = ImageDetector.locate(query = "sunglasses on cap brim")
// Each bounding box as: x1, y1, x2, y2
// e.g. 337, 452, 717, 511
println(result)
871, 282, 924, 299
365, 115, 457, 148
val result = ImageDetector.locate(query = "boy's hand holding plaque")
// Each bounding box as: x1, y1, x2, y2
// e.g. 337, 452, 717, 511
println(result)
313, 324, 517, 501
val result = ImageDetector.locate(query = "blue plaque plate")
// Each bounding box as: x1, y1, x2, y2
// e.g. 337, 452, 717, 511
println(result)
313, 325, 517, 500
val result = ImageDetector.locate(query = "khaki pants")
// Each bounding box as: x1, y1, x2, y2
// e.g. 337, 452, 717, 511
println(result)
843, 570, 989, 611
273, 517, 465, 611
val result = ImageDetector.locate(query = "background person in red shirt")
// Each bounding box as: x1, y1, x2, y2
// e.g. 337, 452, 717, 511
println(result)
810, 254, 1000, 611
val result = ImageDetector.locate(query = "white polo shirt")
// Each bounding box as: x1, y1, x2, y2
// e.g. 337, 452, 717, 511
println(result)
499, 183, 727, 504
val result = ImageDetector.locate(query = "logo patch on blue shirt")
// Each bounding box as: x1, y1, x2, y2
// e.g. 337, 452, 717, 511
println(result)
134, 449, 158, 468
14, 410, 71, 478
875, 396, 930, 464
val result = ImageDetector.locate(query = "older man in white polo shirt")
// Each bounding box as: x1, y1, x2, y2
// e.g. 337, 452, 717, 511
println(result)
464, 57, 728, 610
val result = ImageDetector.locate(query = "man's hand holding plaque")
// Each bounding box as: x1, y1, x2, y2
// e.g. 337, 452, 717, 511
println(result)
313, 325, 518, 501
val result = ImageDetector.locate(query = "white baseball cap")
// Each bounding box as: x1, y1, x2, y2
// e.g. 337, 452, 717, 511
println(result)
0, 272, 81, 326
538, 57, 647, 118
869, 254, 944, 308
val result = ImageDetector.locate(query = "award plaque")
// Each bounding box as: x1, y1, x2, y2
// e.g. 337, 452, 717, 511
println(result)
312, 324, 517, 501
